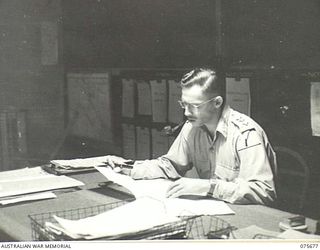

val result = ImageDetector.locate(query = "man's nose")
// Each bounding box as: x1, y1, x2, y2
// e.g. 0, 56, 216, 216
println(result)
184, 105, 193, 117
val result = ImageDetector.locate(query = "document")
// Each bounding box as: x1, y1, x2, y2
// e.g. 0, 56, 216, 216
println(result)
151, 128, 169, 158
137, 80, 152, 115
0, 191, 56, 205
51, 156, 109, 169
310, 82, 320, 136
50, 197, 182, 240
150, 80, 167, 122
122, 123, 136, 159
121, 79, 135, 118
95, 167, 235, 216
226, 77, 251, 116
278, 229, 320, 239
168, 80, 184, 124
0, 167, 84, 198
135, 126, 151, 160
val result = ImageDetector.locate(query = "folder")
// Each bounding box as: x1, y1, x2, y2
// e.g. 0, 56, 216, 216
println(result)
226, 77, 251, 116
121, 79, 135, 118
151, 128, 170, 158
136, 126, 151, 160
136, 80, 152, 116
150, 80, 167, 122
122, 123, 136, 159
168, 80, 183, 124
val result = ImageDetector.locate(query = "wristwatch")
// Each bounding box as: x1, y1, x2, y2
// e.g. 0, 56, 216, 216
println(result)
207, 178, 216, 196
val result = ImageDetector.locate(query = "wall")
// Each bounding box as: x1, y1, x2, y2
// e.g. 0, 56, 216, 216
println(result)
0, 0, 65, 164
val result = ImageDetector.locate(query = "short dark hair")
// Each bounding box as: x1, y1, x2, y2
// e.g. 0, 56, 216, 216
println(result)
180, 68, 225, 98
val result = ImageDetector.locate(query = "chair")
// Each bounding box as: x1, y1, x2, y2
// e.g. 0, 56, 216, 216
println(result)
273, 146, 310, 214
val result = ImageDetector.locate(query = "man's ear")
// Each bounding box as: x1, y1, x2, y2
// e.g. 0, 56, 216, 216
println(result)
214, 96, 224, 108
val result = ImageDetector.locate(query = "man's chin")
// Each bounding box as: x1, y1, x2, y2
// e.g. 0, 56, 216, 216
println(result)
188, 120, 201, 127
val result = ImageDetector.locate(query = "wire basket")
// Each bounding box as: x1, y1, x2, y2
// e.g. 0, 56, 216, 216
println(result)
29, 200, 233, 241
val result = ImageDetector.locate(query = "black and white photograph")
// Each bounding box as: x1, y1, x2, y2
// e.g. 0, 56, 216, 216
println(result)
0, 0, 319, 249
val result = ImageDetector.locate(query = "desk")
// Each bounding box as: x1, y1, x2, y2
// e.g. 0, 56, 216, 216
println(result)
0, 171, 318, 241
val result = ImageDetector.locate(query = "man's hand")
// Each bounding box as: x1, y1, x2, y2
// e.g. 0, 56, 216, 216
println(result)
166, 177, 210, 198
104, 155, 133, 174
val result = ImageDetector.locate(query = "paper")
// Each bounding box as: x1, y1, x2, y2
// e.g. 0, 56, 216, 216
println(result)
231, 225, 279, 239
151, 128, 169, 158
168, 80, 183, 124
137, 80, 152, 115
0, 167, 84, 198
226, 77, 251, 116
50, 197, 181, 239
95, 167, 235, 216
121, 79, 135, 118
51, 156, 109, 169
95, 167, 170, 200
310, 82, 320, 136
136, 126, 151, 160
67, 73, 113, 143
121, 123, 136, 159
165, 198, 235, 216
150, 80, 167, 122
0, 192, 56, 205
278, 229, 320, 239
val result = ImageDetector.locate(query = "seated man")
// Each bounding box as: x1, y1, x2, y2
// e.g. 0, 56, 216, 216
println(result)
106, 68, 277, 205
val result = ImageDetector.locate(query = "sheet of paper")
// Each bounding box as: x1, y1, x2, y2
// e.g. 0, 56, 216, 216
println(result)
51, 197, 181, 239
168, 80, 183, 124
0, 192, 56, 205
135, 126, 151, 160
96, 167, 170, 199
151, 128, 169, 158
0, 167, 84, 198
150, 80, 167, 122
165, 198, 235, 216
121, 79, 135, 118
121, 123, 136, 159
226, 77, 251, 116
310, 82, 320, 136
51, 156, 108, 169
231, 225, 279, 239
95, 167, 235, 216
137, 80, 152, 115
278, 229, 320, 239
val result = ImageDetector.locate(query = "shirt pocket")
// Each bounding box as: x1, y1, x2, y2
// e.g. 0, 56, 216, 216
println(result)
214, 162, 239, 181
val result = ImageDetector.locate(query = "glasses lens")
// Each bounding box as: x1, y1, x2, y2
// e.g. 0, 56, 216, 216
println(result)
178, 100, 186, 109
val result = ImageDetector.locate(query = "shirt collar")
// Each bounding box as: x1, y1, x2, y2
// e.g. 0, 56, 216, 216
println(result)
215, 105, 231, 138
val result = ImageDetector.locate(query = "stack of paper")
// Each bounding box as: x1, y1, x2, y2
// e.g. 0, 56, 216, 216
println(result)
0, 167, 84, 204
51, 156, 109, 169
45, 197, 186, 240
95, 167, 235, 216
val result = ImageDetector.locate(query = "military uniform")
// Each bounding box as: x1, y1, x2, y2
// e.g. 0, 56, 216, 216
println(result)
130, 105, 277, 205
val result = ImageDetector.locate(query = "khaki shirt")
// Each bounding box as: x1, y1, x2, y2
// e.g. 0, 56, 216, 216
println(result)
131, 106, 277, 205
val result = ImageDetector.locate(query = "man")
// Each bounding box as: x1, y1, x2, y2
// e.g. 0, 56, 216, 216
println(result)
106, 68, 277, 205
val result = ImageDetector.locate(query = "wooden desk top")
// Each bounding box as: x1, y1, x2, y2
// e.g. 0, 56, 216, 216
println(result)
0, 171, 317, 241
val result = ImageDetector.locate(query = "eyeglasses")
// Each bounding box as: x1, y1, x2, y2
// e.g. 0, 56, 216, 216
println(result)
178, 96, 217, 110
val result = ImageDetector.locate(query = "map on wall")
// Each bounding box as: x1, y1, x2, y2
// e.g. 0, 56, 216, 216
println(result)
67, 73, 113, 143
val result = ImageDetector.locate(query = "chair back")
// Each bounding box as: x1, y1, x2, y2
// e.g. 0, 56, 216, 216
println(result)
273, 146, 310, 214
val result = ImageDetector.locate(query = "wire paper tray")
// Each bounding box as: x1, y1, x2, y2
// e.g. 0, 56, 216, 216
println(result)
29, 200, 234, 241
